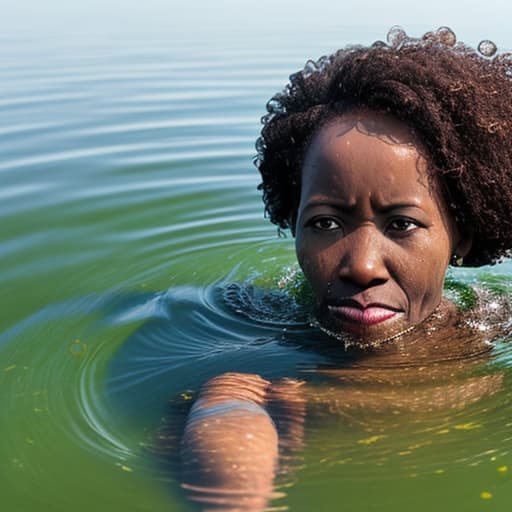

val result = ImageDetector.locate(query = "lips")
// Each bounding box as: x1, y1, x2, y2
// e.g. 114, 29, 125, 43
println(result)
328, 305, 398, 326
326, 296, 404, 328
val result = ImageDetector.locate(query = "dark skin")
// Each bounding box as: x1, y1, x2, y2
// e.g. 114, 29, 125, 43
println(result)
296, 110, 471, 345
179, 111, 501, 512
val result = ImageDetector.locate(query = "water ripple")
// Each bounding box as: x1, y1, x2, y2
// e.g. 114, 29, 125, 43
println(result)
3, 26, 512, 512
77, 116, 257, 136
0, 91, 94, 108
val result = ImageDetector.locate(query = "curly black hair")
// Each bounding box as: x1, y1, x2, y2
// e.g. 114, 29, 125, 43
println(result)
255, 26, 512, 266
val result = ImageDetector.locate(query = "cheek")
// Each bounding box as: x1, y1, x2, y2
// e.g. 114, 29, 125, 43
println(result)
423, 232, 452, 276
295, 239, 333, 293
402, 233, 451, 304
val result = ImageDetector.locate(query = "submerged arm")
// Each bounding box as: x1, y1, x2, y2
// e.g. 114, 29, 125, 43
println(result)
180, 372, 305, 511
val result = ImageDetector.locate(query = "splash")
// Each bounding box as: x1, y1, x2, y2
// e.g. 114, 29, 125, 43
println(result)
222, 269, 311, 326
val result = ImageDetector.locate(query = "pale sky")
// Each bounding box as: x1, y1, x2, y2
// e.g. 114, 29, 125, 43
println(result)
2, 0, 511, 42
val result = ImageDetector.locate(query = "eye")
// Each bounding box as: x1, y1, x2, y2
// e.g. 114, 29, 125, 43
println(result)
309, 216, 342, 231
387, 218, 420, 233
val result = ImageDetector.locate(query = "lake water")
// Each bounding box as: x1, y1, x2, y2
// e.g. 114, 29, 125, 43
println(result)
2, 24, 512, 512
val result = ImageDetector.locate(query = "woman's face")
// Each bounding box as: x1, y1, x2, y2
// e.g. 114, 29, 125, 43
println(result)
295, 111, 467, 343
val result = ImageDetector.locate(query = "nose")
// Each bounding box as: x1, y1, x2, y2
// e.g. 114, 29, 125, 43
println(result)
337, 227, 390, 288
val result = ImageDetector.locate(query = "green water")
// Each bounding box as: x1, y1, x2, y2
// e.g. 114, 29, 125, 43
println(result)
2, 25, 512, 512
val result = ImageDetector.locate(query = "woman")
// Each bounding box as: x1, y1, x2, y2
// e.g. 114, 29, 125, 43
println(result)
179, 27, 512, 510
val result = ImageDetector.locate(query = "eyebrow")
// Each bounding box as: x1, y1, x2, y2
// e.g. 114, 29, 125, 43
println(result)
375, 202, 423, 213
302, 198, 357, 213
302, 198, 423, 213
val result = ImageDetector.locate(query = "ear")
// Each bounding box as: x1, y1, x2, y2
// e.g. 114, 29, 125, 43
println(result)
454, 231, 473, 258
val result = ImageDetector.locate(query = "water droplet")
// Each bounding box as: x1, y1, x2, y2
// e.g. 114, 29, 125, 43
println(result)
436, 26, 456, 46
266, 98, 281, 113
371, 40, 387, 49
387, 26, 407, 47
478, 39, 497, 57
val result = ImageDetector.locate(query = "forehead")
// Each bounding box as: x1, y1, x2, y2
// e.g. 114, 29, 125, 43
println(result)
301, 112, 435, 203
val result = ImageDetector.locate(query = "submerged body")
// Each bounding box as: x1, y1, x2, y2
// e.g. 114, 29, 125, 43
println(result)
179, 291, 508, 510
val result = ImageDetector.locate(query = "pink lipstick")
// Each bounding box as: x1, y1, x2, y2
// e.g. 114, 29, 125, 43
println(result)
328, 305, 398, 326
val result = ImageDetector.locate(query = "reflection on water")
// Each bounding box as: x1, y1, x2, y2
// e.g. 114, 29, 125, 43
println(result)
2, 25, 512, 512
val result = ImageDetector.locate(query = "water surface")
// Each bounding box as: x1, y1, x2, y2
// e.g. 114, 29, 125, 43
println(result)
1, 25, 512, 512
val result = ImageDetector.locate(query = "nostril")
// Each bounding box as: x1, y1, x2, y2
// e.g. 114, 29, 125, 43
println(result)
339, 275, 387, 290
338, 256, 389, 288
366, 277, 387, 287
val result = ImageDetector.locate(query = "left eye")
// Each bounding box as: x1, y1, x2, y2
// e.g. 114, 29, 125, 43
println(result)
388, 218, 418, 232
312, 217, 341, 231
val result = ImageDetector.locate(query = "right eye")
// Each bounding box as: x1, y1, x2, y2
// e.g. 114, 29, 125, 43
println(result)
309, 217, 342, 231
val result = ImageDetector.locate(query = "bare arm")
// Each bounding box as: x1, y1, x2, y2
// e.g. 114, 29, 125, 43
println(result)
180, 372, 305, 511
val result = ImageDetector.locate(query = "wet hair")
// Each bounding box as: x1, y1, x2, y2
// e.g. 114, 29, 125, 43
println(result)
255, 26, 512, 266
